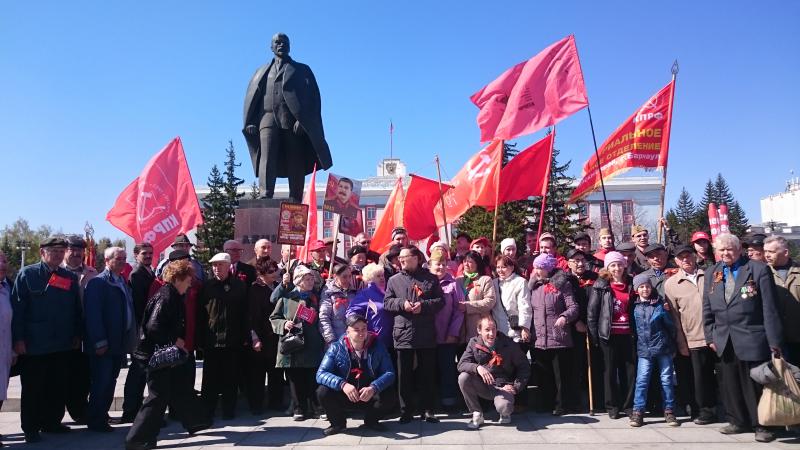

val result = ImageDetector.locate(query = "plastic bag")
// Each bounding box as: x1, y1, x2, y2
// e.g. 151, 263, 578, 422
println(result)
756, 356, 800, 426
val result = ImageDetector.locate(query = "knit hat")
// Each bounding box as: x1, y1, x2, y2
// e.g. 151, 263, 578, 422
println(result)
500, 238, 517, 253
633, 273, 652, 291
293, 265, 314, 285
604, 251, 627, 268
533, 253, 557, 271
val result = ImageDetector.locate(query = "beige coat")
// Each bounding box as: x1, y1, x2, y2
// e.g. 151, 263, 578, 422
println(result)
456, 275, 496, 340
664, 269, 706, 352
770, 261, 800, 343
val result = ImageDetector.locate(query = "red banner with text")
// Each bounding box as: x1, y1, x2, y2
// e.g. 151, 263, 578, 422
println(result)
570, 80, 675, 202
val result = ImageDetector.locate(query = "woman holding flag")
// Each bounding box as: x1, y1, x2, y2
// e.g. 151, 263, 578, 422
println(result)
270, 265, 325, 421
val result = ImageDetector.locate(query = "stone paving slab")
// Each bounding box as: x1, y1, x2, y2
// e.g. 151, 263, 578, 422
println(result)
0, 410, 796, 449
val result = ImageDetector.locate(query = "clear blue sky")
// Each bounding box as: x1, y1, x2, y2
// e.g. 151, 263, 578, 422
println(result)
2, 1, 798, 240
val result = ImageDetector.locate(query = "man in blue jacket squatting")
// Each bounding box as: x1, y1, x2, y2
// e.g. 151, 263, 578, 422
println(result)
316, 314, 396, 436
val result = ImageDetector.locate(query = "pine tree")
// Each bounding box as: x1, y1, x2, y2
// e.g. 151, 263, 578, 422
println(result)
695, 180, 717, 231
666, 187, 697, 242
197, 165, 230, 262
727, 200, 749, 237
249, 181, 261, 200
694, 174, 749, 236
223, 140, 245, 208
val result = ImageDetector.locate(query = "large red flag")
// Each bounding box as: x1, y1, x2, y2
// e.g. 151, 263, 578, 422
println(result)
404, 174, 453, 240
369, 177, 405, 255
106, 137, 203, 257
296, 164, 318, 262
570, 80, 676, 202
434, 140, 503, 227
498, 133, 554, 203
471, 35, 588, 142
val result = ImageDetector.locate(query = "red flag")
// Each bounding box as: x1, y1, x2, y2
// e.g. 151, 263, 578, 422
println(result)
471, 35, 588, 142
106, 137, 203, 257
403, 174, 452, 240
570, 80, 676, 202
296, 164, 318, 262
369, 178, 405, 255
296, 303, 317, 324
434, 140, 503, 227
498, 133, 554, 203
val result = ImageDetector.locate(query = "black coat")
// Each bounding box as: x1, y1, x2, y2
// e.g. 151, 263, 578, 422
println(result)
383, 268, 444, 349
702, 257, 783, 361
242, 57, 332, 178
197, 276, 248, 350
232, 261, 257, 287
129, 264, 155, 325
458, 333, 530, 393
133, 283, 185, 363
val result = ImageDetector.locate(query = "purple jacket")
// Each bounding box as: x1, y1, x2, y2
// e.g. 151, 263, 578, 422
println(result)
347, 283, 393, 349
435, 273, 465, 344
529, 270, 578, 349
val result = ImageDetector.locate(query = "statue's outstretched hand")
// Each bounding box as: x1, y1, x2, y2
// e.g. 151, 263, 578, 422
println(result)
245, 125, 258, 136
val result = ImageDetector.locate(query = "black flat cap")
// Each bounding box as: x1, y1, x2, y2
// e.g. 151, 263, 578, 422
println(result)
168, 250, 190, 261
644, 243, 667, 255
573, 232, 591, 243
566, 249, 587, 260
40, 236, 68, 248
673, 244, 695, 256
65, 235, 86, 248
616, 242, 636, 252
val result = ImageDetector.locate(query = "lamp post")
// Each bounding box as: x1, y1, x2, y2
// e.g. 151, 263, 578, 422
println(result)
16, 240, 30, 268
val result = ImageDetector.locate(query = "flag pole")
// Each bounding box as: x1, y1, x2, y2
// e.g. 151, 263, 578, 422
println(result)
329, 213, 341, 277
434, 155, 451, 247
657, 60, 679, 244
389, 120, 394, 159
586, 108, 613, 230
491, 141, 504, 256
535, 128, 556, 252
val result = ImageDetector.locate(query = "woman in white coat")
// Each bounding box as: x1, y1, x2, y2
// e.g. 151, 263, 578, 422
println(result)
491, 254, 532, 410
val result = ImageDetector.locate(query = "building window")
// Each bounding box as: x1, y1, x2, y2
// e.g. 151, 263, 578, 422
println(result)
578, 202, 589, 221
323, 210, 333, 220
366, 207, 377, 220
367, 227, 376, 238
600, 201, 610, 228
622, 200, 634, 230
323, 228, 332, 238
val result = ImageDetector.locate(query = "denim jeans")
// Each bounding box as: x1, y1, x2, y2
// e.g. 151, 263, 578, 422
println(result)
633, 354, 675, 412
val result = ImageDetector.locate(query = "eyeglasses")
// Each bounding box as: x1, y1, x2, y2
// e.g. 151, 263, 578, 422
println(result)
359, 240, 370, 245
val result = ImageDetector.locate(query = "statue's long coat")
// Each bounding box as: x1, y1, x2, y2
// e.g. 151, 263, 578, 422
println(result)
242, 58, 332, 177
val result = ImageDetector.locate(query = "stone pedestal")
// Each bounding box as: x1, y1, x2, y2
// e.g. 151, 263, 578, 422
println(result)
234, 198, 283, 262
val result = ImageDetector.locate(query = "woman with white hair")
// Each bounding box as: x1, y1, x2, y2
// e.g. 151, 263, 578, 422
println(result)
347, 263, 393, 351
270, 265, 325, 421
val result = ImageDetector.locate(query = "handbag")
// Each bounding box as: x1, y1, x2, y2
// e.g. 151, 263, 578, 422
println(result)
148, 344, 188, 371
495, 280, 520, 330
752, 355, 800, 426
280, 326, 305, 354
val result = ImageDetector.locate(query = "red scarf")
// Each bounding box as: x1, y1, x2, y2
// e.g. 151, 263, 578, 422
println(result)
475, 343, 503, 367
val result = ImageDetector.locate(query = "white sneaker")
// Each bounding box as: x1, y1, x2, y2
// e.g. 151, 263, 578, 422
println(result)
498, 415, 511, 424
468, 412, 484, 429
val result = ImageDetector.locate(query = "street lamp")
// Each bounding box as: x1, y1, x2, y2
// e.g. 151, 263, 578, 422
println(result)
16, 240, 30, 268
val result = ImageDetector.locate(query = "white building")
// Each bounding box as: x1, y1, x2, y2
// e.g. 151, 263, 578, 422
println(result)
761, 177, 800, 227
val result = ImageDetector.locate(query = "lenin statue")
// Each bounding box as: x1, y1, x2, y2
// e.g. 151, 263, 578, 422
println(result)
242, 33, 332, 202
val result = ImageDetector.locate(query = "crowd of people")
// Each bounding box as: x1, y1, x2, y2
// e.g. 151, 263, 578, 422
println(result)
0, 222, 797, 449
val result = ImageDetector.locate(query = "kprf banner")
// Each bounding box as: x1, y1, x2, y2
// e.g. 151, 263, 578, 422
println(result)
106, 137, 203, 257
278, 202, 309, 246
323, 173, 362, 219
570, 80, 675, 202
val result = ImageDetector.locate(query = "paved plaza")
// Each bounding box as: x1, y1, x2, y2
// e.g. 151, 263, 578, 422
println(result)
0, 366, 798, 449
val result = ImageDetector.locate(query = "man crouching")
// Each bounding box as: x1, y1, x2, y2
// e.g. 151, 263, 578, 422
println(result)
458, 315, 530, 429
316, 315, 397, 436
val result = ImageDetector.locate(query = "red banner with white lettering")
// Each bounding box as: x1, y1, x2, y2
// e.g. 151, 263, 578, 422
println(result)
570, 80, 675, 202
106, 137, 203, 257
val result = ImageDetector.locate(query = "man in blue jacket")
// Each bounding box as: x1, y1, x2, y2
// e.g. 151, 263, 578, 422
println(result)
84, 247, 137, 432
316, 315, 396, 436
11, 236, 82, 443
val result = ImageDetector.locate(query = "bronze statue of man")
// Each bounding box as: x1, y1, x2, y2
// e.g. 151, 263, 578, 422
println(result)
242, 33, 332, 202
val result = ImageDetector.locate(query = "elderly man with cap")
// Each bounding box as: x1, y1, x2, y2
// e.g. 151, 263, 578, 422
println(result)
197, 253, 248, 420
702, 233, 782, 442
629, 225, 651, 274
664, 244, 717, 425
11, 236, 82, 443
224, 239, 257, 286
566, 248, 603, 411
59, 235, 96, 425
593, 228, 616, 264
690, 231, 716, 270
155, 234, 206, 282
744, 233, 767, 263
114, 242, 156, 424
763, 235, 800, 366
83, 247, 137, 432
